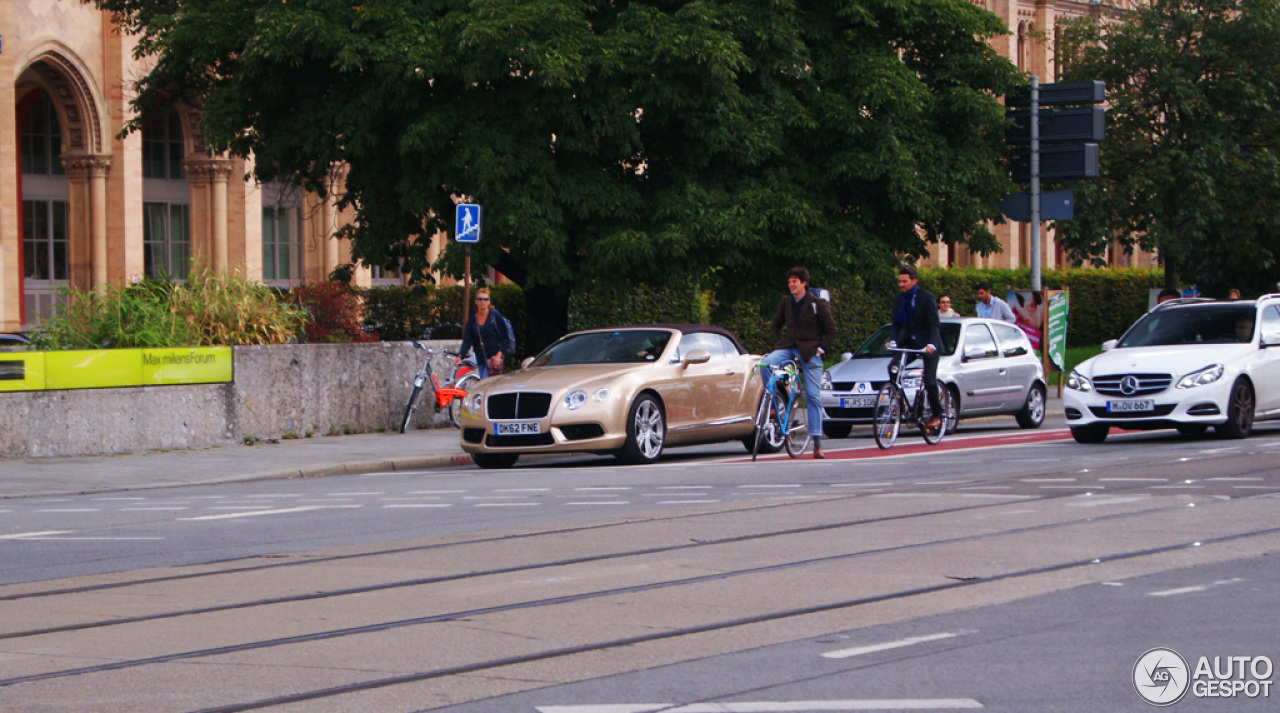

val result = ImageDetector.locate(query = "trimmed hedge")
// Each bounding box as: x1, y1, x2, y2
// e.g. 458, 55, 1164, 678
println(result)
362, 283, 526, 359
916, 267, 1165, 346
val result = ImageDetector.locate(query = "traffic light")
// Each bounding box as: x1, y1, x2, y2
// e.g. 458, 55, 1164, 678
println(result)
1005, 80, 1105, 183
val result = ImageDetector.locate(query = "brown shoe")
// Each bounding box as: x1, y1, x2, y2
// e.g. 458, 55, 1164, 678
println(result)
925, 417, 942, 431
813, 444, 826, 459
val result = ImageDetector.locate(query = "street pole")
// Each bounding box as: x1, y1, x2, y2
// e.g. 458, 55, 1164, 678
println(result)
1030, 75, 1041, 293
462, 246, 471, 330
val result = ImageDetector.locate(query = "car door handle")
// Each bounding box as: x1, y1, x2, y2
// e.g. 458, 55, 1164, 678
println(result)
725, 370, 737, 375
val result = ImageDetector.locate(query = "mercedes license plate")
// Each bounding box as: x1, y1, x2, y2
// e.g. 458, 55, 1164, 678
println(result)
1106, 399, 1155, 413
495, 422, 541, 436
840, 395, 877, 409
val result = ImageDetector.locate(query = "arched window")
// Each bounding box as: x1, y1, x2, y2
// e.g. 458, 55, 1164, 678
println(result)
20, 92, 69, 325
20, 94, 64, 177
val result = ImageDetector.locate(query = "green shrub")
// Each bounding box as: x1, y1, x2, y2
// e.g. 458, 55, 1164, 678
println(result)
568, 281, 712, 332
30, 272, 304, 349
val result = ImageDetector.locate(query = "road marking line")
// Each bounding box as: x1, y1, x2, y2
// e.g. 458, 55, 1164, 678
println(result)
1098, 478, 1167, 482
829, 483, 894, 488
1021, 478, 1075, 483
537, 700, 984, 712
657, 485, 714, 490
565, 501, 630, 506
91, 496, 146, 501
822, 632, 963, 659
178, 505, 359, 521
657, 500, 721, 505
474, 502, 540, 507
1149, 578, 1243, 597
0, 530, 72, 540
36, 508, 100, 513
494, 488, 550, 492
739, 484, 803, 489
575, 487, 632, 491
120, 507, 190, 511
383, 503, 452, 509
1208, 477, 1263, 481
1067, 496, 1147, 508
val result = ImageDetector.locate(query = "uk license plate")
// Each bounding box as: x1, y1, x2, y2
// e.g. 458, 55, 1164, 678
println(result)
494, 421, 541, 436
1106, 399, 1155, 413
840, 395, 877, 408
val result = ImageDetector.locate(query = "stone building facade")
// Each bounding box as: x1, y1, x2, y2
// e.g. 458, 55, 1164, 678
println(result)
1, 1, 1149, 332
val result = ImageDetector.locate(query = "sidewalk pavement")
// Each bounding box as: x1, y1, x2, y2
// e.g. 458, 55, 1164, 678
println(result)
1, 395, 1067, 500
0, 428, 472, 500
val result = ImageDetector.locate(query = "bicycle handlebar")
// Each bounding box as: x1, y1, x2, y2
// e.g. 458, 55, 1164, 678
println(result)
410, 341, 460, 356
886, 346, 931, 355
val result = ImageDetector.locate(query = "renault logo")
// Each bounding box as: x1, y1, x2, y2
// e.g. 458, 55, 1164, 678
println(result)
1120, 375, 1141, 395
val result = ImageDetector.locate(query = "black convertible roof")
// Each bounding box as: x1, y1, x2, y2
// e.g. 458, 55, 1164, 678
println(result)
592, 324, 748, 354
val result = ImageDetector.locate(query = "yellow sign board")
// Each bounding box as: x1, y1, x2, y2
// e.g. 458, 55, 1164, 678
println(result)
0, 352, 47, 392
0, 347, 232, 391
141, 348, 233, 385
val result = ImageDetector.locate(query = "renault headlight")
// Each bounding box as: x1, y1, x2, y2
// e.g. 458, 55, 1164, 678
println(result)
1177, 364, 1224, 389
563, 390, 588, 410
1066, 370, 1092, 392
467, 393, 484, 414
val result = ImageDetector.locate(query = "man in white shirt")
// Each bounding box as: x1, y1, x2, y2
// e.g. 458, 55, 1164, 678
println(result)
975, 282, 1016, 323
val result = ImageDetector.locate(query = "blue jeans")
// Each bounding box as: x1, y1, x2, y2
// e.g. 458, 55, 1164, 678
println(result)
759, 348, 824, 437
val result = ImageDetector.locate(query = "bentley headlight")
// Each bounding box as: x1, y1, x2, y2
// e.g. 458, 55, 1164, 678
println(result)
593, 388, 611, 401
821, 371, 833, 390
467, 393, 484, 414
1066, 370, 1092, 392
563, 390, 588, 410
1177, 364, 1224, 389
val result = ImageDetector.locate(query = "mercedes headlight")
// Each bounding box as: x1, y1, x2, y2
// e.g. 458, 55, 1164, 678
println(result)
1177, 364, 1224, 389
902, 370, 922, 390
467, 393, 484, 414
563, 390, 588, 410
1066, 370, 1092, 392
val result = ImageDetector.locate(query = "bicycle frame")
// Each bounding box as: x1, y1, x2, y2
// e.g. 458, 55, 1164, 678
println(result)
752, 360, 811, 459
400, 343, 480, 433
875, 347, 950, 449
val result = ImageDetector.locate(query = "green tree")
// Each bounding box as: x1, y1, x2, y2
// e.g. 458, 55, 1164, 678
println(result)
1055, 0, 1280, 295
97, 0, 1022, 350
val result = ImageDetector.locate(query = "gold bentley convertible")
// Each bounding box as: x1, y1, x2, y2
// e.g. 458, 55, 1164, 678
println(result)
458, 325, 768, 468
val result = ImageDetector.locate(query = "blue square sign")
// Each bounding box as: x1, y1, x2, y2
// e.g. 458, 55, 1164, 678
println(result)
456, 204, 481, 243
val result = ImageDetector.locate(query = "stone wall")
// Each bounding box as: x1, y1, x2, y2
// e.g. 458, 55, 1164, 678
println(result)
0, 341, 460, 458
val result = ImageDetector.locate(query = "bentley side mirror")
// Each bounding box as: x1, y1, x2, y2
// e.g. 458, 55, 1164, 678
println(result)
682, 349, 711, 367
1101, 339, 1117, 352
520, 356, 535, 369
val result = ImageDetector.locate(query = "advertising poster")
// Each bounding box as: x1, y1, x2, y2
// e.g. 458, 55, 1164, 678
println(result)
1006, 290, 1043, 351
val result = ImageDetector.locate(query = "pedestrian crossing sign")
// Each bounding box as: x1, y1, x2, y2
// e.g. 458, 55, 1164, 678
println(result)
456, 204, 481, 243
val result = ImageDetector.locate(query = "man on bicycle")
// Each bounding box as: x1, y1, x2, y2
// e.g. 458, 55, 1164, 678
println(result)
761, 266, 837, 458
888, 265, 943, 430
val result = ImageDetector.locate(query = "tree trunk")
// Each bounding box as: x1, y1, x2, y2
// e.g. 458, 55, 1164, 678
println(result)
1163, 253, 1179, 290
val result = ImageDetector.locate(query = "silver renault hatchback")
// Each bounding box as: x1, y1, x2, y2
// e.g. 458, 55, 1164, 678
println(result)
818, 317, 1047, 438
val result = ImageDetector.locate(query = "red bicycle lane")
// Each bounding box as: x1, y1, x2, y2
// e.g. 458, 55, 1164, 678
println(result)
740, 428, 1074, 462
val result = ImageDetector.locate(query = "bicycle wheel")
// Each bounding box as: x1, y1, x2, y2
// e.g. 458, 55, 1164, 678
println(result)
399, 384, 423, 434
922, 387, 951, 445
784, 392, 811, 458
873, 384, 902, 450
446, 374, 481, 428
752, 392, 785, 460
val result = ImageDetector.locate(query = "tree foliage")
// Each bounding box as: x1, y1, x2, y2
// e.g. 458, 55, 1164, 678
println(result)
96, 0, 1022, 349
1055, 0, 1280, 294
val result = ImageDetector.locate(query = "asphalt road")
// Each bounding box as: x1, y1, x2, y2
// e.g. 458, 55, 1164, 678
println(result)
1, 417, 1278, 712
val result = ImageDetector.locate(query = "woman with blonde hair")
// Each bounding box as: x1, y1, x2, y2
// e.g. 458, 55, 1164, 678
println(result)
457, 287, 513, 379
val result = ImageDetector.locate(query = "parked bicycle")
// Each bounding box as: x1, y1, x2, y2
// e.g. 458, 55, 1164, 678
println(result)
873, 346, 955, 450
400, 343, 480, 432
751, 360, 811, 460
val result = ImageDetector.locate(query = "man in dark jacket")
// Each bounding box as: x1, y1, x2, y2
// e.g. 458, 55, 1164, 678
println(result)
761, 266, 838, 458
889, 264, 943, 429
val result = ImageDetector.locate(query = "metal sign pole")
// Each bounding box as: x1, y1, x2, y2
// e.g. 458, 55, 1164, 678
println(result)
462, 246, 471, 332
1030, 75, 1042, 293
